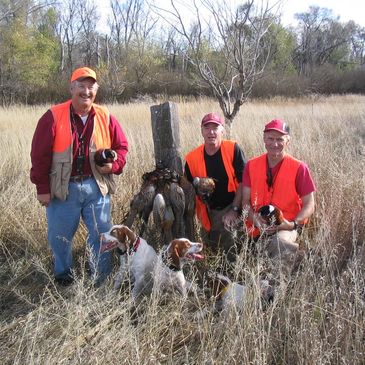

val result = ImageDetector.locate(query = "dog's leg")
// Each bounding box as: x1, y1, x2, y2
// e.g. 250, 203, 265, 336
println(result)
114, 255, 127, 290
174, 275, 188, 297
132, 276, 153, 298
184, 279, 203, 295
132, 280, 144, 298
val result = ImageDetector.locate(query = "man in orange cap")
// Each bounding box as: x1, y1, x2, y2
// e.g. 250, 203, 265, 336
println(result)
30, 66, 129, 286
185, 112, 246, 264
242, 119, 316, 276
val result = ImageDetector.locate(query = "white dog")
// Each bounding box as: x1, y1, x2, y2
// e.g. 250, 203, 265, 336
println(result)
206, 272, 274, 314
153, 238, 204, 297
100, 225, 157, 297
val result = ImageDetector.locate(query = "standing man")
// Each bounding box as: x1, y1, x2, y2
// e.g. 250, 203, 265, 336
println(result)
30, 67, 128, 286
242, 119, 315, 275
185, 113, 246, 262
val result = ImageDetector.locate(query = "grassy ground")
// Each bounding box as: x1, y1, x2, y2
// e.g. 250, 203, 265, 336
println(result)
0, 95, 364, 364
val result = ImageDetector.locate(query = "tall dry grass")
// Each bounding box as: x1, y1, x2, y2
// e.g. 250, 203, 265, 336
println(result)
0, 95, 364, 364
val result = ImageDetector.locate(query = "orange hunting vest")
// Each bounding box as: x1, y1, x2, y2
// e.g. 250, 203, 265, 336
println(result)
245, 153, 302, 237
50, 100, 115, 200
185, 140, 238, 231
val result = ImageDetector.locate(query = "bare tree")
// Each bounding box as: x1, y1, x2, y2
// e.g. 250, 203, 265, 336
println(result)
107, 0, 159, 98
58, 0, 82, 71
105, 0, 144, 100
294, 6, 352, 77
347, 21, 365, 65
76, 0, 100, 65
153, 0, 280, 135
109, 0, 138, 58
0, 0, 55, 24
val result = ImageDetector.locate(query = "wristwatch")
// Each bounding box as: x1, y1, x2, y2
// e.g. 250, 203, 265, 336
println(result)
231, 205, 240, 213
292, 220, 298, 230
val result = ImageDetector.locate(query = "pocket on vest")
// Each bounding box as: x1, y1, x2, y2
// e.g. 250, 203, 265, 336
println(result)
49, 163, 71, 200
103, 174, 117, 194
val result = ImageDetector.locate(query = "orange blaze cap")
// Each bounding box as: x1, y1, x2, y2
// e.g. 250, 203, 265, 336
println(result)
71, 67, 97, 82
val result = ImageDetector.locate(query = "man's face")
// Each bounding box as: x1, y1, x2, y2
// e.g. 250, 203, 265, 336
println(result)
201, 122, 224, 148
70, 77, 98, 113
263, 130, 290, 158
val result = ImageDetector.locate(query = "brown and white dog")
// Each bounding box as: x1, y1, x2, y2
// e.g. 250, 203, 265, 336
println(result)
153, 238, 204, 297
206, 272, 274, 313
100, 225, 157, 296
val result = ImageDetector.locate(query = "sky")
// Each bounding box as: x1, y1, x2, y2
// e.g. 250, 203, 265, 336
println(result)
279, 0, 364, 26
98, 0, 365, 32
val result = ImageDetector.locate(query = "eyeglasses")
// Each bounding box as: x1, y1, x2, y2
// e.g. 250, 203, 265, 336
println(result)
74, 81, 98, 91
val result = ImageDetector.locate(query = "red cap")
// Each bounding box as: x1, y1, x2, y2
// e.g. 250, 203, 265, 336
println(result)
71, 67, 97, 82
201, 113, 224, 126
264, 119, 289, 135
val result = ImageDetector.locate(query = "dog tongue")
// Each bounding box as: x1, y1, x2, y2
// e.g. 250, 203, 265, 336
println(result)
192, 253, 204, 261
100, 241, 117, 253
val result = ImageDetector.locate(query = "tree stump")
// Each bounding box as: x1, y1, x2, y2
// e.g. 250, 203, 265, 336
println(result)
150, 101, 183, 174
124, 102, 196, 245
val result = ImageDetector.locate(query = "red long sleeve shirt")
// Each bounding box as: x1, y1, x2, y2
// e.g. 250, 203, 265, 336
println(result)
30, 106, 128, 195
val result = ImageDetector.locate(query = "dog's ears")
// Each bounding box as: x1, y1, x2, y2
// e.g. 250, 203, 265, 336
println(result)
170, 240, 183, 268
113, 225, 136, 243
114, 228, 127, 242
171, 239, 191, 254
121, 225, 137, 242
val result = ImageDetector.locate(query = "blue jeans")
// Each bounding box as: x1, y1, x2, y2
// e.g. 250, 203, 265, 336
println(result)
46, 177, 112, 282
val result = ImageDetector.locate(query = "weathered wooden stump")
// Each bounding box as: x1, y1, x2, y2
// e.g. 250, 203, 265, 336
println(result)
124, 102, 196, 245
150, 101, 183, 174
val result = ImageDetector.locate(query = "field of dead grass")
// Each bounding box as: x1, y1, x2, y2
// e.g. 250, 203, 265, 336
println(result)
0, 95, 364, 364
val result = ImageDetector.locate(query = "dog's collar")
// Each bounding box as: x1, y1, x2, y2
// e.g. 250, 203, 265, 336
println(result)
132, 237, 141, 252
161, 250, 181, 271
116, 237, 141, 256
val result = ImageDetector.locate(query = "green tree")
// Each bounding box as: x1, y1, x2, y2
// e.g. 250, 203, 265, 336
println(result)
0, 1, 60, 104
294, 6, 352, 76
269, 24, 296, 73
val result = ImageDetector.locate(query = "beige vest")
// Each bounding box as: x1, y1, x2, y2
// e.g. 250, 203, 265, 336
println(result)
50, 100, 117, 200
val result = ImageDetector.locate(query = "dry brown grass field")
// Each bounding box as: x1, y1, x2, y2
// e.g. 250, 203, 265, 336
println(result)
0, 95, 364, 364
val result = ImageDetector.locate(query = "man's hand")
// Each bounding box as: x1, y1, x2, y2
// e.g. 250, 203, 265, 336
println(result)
95, 163, 113, 174
37, 193, 51, 207
263, 218, 293, 235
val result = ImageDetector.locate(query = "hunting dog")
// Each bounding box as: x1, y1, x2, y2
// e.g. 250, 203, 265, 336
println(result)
100, 225, 157, 296
153, 238, 204, 297
206, 272, 274, 314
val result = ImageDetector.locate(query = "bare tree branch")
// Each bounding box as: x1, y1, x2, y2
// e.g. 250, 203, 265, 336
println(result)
151, 0, 281, 134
